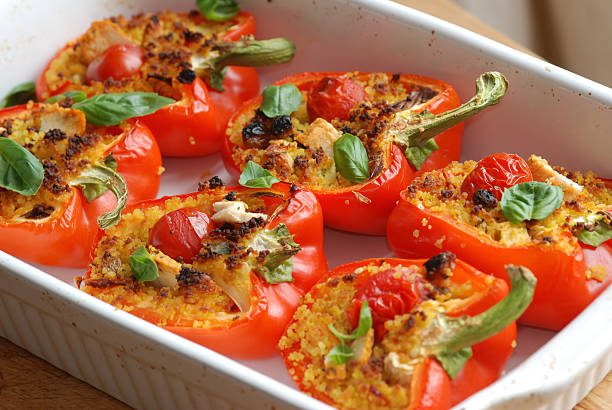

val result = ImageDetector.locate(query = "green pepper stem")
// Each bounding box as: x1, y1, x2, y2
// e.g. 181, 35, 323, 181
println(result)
211, 38, 296, 71
427, 265, 536, 355
394, 71, 508, 148
71, 162, 128, 229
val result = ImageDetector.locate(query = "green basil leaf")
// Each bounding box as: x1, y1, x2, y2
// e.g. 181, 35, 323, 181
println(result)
72, 92, 175, 126
333, 133, 370, 183
209, 67, 228, 92
196, 0, 239, 21
435, 347, 473, 379
405, 137, 438, 170
326, 343, 353, 365
574, 212, 612, 247
500, 181, 563, 224
238, 160, 280, 188
261, 257, 294, 284
0, 82, 37, 109
129, 246, 159, 282
0, 138, 43, 196
329, 301, 372, 344
45, 90, 87, 104
260, 84, 302, 118
251, 223, 301, 284
71, 155, 128, 229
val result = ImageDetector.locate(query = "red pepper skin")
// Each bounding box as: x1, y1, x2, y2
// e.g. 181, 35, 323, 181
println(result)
387, 190, 612, 330
0, 105, 161, 268
279, 257, 515, 409
85, 183, 327, 358
222, 72, 463, 235
36, 12, 259, 157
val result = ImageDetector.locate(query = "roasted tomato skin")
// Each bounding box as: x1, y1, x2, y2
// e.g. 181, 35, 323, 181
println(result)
461, 153, 532, 200
307, 76, 365, 122
149, 208, 214, 263
86, 43, 145, 83
346, 268, 427, 340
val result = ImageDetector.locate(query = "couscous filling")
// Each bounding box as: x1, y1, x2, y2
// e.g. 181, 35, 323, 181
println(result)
403, 156, 612, 254
229, 72, 442, 190
80, 186, 300, 327
0, 102, 121, 222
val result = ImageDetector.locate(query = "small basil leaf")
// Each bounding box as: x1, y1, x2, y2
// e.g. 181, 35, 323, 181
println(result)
196, 0, 239, 21
129, 246, 159, 282
0, 138, 44, 196
500, 181, 563, 224
209, 67, 228, 92
0, 82, 37, 109
333, 133, 370, 183
72, 92, 175, 126
262, 257, 294, 284
260, 84, 302, 118
405, 137, 438, 170
238, 160, 280, 188
45, 90, 87, 104
328, 301, 372, 344
574, 212, 612, 247
326, 343, 353, 365
436, 347, 473, 379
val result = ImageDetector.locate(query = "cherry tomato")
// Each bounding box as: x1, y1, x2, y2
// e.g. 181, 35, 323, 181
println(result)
148, 208, 214, 263
346, 268, 427, 340
307, 76, 365, 122
86, 43, 144, 83
461, 153, 533, 201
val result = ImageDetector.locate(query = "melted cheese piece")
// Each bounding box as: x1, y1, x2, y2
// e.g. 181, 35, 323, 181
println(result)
528, 155, 584, 201
294, 117, 341, 157
211, 200, 267, 224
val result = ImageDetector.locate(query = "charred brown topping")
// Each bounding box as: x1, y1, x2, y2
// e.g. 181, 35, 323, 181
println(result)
0, 120, 13, 137
424, 251, 456, 281
438, 189, 454, 200
22, 204, 54, 219
44, 128, 68, 142
41, 160, 71, 194
198, 175, 224, 191
183, 28, 204, 43
242, 109, 294, 149
224, 191, 237, 201
177, 68, 196, 84
326, 276, 341, 287
391, 72, 401, 82
402, 315, 415, 332
84, 278, 128, 288
294, 155, 308, 169
224, 250, 251, 270
210, 217, 266, 242
176, 266, 212, 288
271, 115, 293, 136
565, 199, 582, 211
472, 189, 497, 210
242, 120, 267, 148
342, 273, 357, 282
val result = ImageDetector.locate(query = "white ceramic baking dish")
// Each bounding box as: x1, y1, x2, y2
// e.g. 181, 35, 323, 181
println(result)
1, 0, 611, 409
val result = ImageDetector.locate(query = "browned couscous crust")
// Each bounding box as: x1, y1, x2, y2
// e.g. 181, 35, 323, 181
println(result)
402, 158, 612, 254
278, 261, 478, 409
41, 10, 245, 100
0, 102, 122, 222
228, 72, 442, 190
79, 188, 284, 327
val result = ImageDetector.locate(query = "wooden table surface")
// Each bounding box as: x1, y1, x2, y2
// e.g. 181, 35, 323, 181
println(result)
1, 0, 610, 409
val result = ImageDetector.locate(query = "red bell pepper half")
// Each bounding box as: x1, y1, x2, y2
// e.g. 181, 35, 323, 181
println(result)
36, 10, 295, 157
387, 153, 612, 330
78, 182, 327, 358
278, 254, 535, 409
223, 71, 507, 234
0, 103, 161, 268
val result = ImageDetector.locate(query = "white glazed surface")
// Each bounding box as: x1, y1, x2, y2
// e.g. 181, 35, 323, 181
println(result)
0, 0, 611, 409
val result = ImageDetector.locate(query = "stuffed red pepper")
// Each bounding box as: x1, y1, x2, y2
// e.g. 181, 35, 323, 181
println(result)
223, 71, 507, 234
78, 180, 327, 358
387, 153, 612, 330
279, 253, 535, 409
0, 99, 163, 267
37, 5, 295, 157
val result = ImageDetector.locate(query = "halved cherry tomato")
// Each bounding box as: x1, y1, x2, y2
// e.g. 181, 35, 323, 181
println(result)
86, 43, 144, 83
307, 76, 365, 122
346, 268, 427, 340
149, 208, 215, 263
461, 153, 532, 200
